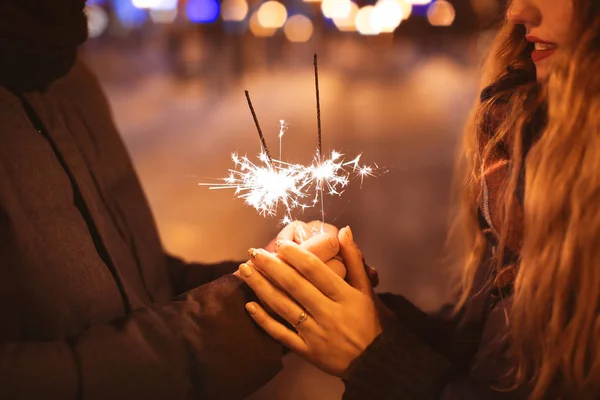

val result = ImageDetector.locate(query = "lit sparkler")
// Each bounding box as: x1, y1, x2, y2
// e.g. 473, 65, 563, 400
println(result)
199, 55, 379, 225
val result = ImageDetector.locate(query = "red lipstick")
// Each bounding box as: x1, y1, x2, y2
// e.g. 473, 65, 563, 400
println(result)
526, 35, 557, 63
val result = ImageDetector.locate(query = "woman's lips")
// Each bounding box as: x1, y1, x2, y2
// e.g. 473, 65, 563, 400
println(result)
526, 35, 558, 63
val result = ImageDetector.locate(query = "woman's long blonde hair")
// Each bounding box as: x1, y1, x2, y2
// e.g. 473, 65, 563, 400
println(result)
451, 1, 600, 398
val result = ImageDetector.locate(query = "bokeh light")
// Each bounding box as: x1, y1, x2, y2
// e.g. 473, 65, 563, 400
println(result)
371, 0, 403, 33
221, 0, 249, 21
250, 11, 278, 36
85, 5, 109, 38
332, 1, 358, 31
405, 0, 432, 4
187, 0, 220, 23
132, 0, 159, 8
113, 0, 148, 27
401, 1, 413, 19
427, 0, 455, 26
257, 1, 288, 29
355, 5, 380, 35
284, 14, 314, 43
150, 8, 178, 23
321, 0, 352, 19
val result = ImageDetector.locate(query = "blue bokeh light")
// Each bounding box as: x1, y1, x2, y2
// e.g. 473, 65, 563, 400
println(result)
186, 0, 221, 24
112, 0, 148, 27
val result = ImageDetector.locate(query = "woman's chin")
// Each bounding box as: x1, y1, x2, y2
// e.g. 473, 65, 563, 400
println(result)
535, 64, 550, 82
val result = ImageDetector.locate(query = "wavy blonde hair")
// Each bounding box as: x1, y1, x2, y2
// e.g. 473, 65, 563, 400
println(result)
450, 1, 600, 398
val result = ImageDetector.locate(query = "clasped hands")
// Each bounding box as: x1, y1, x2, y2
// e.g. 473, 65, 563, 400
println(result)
235, 222, 387, 379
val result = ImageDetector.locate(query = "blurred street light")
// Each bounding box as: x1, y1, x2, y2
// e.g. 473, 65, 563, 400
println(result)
321, 0, 352, 19
187, 0, 221, 23
250, 11, 278, 36
284, 15, 314, 42
332, 1, 358, 31
356, 5, 380, 35
257, 1, 288, 29
222, 0, 249, 21
427, 0, 455, 26
405, 0, 431, 4
371, 0, 404, 33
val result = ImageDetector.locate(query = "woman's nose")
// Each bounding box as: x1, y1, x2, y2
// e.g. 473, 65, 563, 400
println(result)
506, 0, 541, 27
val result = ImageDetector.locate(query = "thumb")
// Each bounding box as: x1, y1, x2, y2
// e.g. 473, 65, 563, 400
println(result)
338, 226, 371, 293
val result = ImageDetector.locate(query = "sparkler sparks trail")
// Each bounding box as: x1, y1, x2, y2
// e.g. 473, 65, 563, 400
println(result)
200, 142, 379, 225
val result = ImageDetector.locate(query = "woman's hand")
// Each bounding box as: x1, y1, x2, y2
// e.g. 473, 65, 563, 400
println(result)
237, 226, 383, 378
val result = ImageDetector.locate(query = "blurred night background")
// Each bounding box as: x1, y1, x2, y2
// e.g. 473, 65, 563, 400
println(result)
81, 0, 503, 398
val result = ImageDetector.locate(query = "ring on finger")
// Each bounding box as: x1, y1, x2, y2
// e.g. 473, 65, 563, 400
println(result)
294, 310, 309, 328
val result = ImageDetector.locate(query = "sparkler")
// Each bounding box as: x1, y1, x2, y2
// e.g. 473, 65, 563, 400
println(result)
200, 55, 379, 226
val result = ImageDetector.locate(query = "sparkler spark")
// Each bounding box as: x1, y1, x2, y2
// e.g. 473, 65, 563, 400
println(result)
200, 136, 379, 225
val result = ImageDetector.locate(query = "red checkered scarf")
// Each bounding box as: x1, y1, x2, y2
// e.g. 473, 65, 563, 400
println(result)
477, 76, 545, 292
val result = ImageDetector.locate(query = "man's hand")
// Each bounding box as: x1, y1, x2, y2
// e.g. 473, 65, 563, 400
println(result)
264, 221, 340, 252
265, 221, 345, 279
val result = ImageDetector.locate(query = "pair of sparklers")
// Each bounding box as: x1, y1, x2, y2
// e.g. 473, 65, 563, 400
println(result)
201, 55, 377, 226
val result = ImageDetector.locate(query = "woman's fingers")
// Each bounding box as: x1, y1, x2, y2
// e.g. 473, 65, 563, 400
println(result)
275, 240, 347, 300
247, 249, 332, 313
245, 302, 308, 354
238, 263, 314, 327
338, 226, 372, 293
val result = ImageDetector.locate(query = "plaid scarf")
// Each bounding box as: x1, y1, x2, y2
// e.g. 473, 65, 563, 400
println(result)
477, 74, 545, 294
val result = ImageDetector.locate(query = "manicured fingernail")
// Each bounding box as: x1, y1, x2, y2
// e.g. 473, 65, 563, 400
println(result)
345, 226, 353, 242
245, 302, 257, 314
328, 236, 338, 248
239, 263, 253, 278
248, 248, 260, 259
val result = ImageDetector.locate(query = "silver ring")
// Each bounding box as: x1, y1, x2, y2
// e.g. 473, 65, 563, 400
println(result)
294, 311, 309, 327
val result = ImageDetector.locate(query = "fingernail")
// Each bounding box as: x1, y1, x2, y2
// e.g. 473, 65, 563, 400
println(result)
328, 236, 338, 248
245, 302, 257, 314
345, 226, 353, 242
239, 263, 253, 278
276, 239, 284, 248
248, 248, 260, 259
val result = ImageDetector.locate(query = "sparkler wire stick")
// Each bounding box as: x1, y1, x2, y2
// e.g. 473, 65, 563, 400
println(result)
313, 54, 325, 227
245, 90, 272, 161
314, 54, 323, 161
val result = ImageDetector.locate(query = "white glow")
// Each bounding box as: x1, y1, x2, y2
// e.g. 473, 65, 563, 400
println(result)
332, 1, 358, 31
356, 6, 380, 35
133, 0, 177, 10
401, 0, 413, 19
85, 5, 109, 38
405, 0, 432, 4
321, 0, 352, 19
371, 0, 403, 33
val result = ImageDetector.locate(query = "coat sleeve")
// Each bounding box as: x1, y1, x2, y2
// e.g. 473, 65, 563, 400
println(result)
342, 295, 526, 400
0, 275, 283, 400
166, 254, 242, 294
